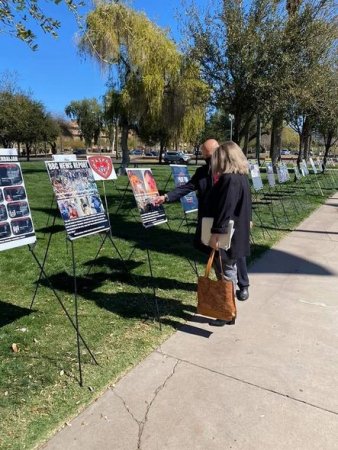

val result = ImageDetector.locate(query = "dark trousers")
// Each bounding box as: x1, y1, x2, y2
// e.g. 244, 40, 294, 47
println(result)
237, 256, 249, 289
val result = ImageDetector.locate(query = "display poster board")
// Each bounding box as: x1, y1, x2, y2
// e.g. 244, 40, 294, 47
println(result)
170, 165, 198, 214
87, 155, 117, 181
266, 162, 276, 187
300, 160, 309, 176
45, 160, 110, 240
309, 157, 317, 174
316, 159, 324, 172
277, 163, 290, 183
52, 154, 77, 162
126, 168, 167, 228
293, 165, 301, 180
249, 163, 263, 190
0, 149, 36, 251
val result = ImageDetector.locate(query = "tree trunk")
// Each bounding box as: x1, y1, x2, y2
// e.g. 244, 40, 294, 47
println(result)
119, 124, 130, 173
323, 131, 333, 171
159, 140, 165, 164
255, 114, 261, 165
242, 121, 250, 156
26, 144, 30, 162
302, 117, 312, 162
270, 113, 283, 167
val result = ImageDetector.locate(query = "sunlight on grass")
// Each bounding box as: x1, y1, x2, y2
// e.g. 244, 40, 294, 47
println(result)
0, 161, 336, 450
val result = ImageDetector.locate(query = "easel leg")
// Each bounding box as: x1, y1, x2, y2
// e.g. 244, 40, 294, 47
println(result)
30, 215, 57, 310
29, 245, 98, 366
71, 240, 83, 387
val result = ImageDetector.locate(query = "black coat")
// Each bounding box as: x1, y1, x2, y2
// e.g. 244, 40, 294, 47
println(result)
208, 173, 251, 259
166, 161, 214, 254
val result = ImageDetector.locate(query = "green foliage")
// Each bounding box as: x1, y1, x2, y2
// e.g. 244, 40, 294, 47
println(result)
0, 0, 84, 50
0, 87, 60, 156
79, 2, 208, 163
65, 98, 103, 147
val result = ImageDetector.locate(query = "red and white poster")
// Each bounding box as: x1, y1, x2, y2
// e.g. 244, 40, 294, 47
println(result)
126, 168, 167, 228
87, 155, 117, 181
0, 149, 36, 251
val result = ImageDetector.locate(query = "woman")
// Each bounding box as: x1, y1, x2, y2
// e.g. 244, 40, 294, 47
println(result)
207, 141, 252, 326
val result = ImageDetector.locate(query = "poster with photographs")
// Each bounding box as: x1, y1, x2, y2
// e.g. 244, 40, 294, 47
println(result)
126, 168, 167, 228
293, 165, 301, 180
309, 157, 317, 174
0, 149, 36, 251
316, 159, 324, 172
249, 163, 263, 191
45, 160, 110, 240
87, 155, 117, 181
170, 165, 198, 214
277, 163, 290, 183
300, 160, 309, 177
266, 162, 276, 187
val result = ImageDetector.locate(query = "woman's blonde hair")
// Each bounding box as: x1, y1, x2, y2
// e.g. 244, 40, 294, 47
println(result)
211, 141, 249, 176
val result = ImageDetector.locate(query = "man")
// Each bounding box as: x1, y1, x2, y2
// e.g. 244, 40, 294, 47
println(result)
155, 139, 250, 301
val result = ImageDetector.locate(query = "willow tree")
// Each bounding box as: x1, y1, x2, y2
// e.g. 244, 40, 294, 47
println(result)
79, 2, 182, 167
138, 59, 209, 162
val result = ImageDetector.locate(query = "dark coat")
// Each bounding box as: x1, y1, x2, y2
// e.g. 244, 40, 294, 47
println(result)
208, 173, 251, 259
166, 160, 214, 254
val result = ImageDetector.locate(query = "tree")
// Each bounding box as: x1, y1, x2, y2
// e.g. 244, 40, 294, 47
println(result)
0, 0, 84, 50
65, 98, 103, 148
78, 2, 183, 168
184, 0, 336, 165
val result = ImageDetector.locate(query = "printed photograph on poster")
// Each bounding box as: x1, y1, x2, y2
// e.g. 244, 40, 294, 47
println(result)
266, 162, 276, 187
126, 168, 167, 228
0, 149, 36, 251
249, 163, 263, 190
170, 165, 198, 214
87, 155, 117, 181
45, 160, 110, 240
277, 163, 289, 183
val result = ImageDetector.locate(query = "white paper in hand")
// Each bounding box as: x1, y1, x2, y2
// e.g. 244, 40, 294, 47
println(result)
201, 217, 235, 250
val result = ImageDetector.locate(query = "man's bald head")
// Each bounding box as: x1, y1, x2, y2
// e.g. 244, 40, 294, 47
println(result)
201, 139, 219, 159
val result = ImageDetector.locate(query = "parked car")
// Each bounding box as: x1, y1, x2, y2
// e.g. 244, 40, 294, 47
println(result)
281, 149, 291, 155
129, 149, 144, 156
163, 151, 191, 164
73, 148, 87, 155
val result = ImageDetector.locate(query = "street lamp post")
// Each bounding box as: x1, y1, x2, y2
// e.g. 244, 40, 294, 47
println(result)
228, 114, 235, 141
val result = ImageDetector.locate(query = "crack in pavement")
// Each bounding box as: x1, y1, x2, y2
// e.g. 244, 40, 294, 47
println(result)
157, 350, 338, 417
113, 358, 180, 450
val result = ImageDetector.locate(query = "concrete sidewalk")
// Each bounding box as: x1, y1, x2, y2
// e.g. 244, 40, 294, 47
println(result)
43, 194, 338, 450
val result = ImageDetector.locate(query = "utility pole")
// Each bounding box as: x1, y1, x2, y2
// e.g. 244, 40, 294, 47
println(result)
228, 114, 235, 141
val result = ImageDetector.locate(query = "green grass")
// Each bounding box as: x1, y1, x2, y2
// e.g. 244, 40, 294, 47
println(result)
0, 162, 337, 450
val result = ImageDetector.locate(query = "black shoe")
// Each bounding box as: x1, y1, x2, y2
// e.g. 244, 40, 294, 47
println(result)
237, 287, 249, 301
209, 318, 236, 326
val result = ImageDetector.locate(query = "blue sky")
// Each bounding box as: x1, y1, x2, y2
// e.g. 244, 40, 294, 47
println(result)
0, 1, 197, 117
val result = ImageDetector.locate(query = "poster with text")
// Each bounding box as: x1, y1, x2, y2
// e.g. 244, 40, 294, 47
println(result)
249, 163, 263, 190
293, 165, 301, 180
126, 168, 167, 228
45, 160, 110, 240
170, 165, 198, 214
309, 157, 317, 174
277, 163, 289, 183
300, 160, 309, 176
0, 149, 36, 251
87, 155, 117, 181
266, 162, 276, 187
52, 154, 77, 162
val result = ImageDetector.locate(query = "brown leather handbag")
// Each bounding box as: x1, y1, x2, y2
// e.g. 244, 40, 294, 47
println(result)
197, 249, 237, 322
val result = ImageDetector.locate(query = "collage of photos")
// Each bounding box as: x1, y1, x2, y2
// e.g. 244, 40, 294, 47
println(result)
0, 161, 36, 251
46, 160, 110, 240
126, 168, 167, 228
266, 162, 276, 187
170, 165, 198, 214
249, 162, 264, 191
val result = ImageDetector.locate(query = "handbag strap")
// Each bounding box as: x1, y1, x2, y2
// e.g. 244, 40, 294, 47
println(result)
205, 246, 225, 279
205, 249, 215, 277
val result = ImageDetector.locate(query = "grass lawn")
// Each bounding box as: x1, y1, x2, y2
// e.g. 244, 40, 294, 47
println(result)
0, 161, 337, 450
